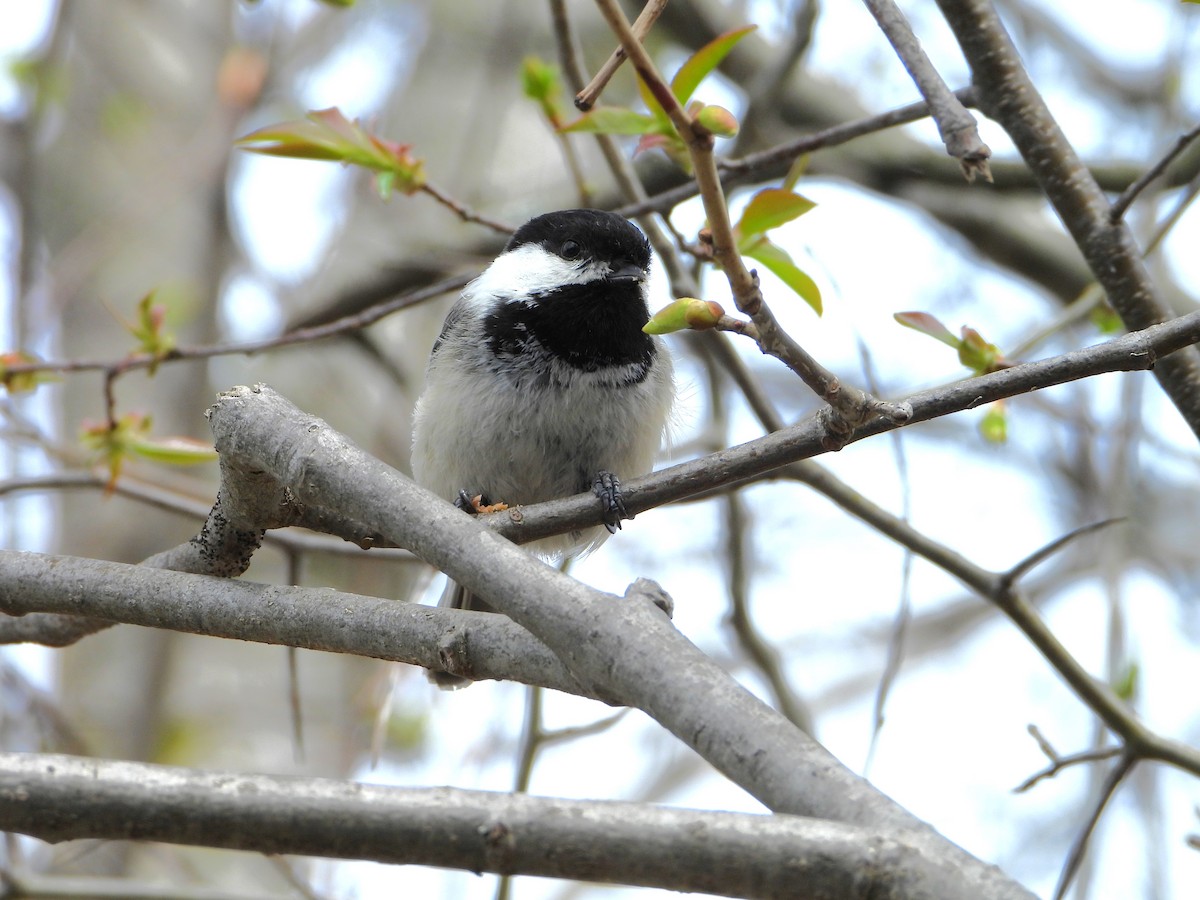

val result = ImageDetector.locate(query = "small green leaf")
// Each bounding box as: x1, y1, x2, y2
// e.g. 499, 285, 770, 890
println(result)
81, 412, 153, 488
522, 56, 564, 126
560, 106, 661, 135
958, 326, 1008, 374
742, 238, 822, 315
130, 435, 219, 465
1090, 302, 1123, 335
979, 403, 1007, 444
693, 104, 739, 137
522, 56, 559, 103
237, 108, 425, 193
671, 25, 757, 106
1112, 661, 1139, 701
894, 311, 961, 349
125, 289, 176, 373
644, 297, 726, 334
0, 351, 54, 394
736, 188, 817, 239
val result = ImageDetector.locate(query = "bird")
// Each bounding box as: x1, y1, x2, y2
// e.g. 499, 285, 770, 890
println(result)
411, 208, 675, 685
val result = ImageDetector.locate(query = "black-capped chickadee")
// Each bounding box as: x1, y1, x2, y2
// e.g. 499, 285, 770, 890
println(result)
412, 209, 674, 683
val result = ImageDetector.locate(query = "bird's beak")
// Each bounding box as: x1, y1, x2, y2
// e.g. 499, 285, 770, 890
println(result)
607, 262, 646, 284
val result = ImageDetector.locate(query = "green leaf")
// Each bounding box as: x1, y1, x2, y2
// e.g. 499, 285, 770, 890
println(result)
130, 435, 219, 465
237, 108, 425, 193
693, 104, 739, 137
1112, 661, 1139, 701
958, 326, 1006, 374
522, 56, 559, 103
671, 25, 757, 106
644, 298, 725, 334
560, 106, 661, 135
742, 238, 822, 315
979, 403, 1007, 444
736, 188, 817, 239
81, 412, 153, 488
521, 56, 563, 125
0, 351, 55, 394
1090, 302, 1123, 335
125, 289, 176, 373
894, 311, 960, 349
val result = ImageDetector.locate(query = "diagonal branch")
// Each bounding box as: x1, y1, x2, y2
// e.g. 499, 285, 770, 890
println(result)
861, 0, 991, 180
933, 0, 1200, 441
593, 0, 911, 440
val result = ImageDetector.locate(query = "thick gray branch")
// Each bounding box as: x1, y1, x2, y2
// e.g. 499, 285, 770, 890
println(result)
0, 752, 980, 900
0, 551, 589, 697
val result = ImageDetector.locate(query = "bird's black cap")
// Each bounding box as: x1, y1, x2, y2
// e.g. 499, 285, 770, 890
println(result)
506, 209, 651, 271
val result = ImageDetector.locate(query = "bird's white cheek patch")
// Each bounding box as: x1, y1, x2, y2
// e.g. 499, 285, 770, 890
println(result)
470, 244, 599, 303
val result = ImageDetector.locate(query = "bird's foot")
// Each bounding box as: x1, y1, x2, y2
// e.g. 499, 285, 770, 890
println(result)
592, 470, 629, 534
455, 490, 508, 515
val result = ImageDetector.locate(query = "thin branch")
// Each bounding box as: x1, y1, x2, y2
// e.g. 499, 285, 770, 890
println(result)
1, 274, 470, 382
861, 0, 991, 180
574, 0, 668, 111
723, 489, 813, 733
1109, 121, 1200, 221
617, 86, 981, 221
593, 0, 911, 440
859, 339, 916, 775
999, 518, 1125, 589
419, 181, 515, 234
1014, 745, 1123, 794
485, 309, 1200, 548
0, 872, 282, 900
1052, 754, 1137, 900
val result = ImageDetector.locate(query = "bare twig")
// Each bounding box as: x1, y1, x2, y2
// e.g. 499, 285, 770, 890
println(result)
419, 182, 515, 234
1052, 754, 1137, 900
1, 274, 470, 381
575, 0, 668, 110
999, 518, 1125, 589
1014, 745, 1123, 794
1110, 121, 1200, 221
859, 340, 915, 774
723, 489, 813, 733
861, 0, 992, 181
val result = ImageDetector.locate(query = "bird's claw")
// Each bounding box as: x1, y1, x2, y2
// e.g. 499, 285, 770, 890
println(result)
592, 470, 628, 534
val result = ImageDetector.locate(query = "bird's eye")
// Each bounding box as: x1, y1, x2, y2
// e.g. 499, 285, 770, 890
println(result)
560, 240, 581, 260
